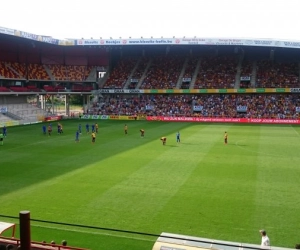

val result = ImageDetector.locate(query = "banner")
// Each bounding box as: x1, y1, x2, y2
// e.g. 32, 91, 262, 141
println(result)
236, 106, 247, 112
0, 121, 19, 127
40, 36, 60, 45
18, 31, 39, 40
81, 115, 109, 119
0, 26, 15, 36
44, 115, 63, 121
182, 77, 192, 82
0, 107, 8, 113
81, 115, 137, 120
290, 88, 300, 93
240, 76, 250, 81
147, 116, 300, 124
98, 89, 144, 94
146, 105, 154, 111
1, 23, 300, 50
193, 105, 203, 111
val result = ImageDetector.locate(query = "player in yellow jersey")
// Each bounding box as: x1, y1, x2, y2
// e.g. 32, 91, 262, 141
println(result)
224, 131, 228, 145
95, 123, 99, 133
140, 129, 145, 138
91, 132, 96, 144
160, 137, 167, 145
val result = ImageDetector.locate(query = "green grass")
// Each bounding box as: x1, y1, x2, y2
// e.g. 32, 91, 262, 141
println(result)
0, 120, 300, 249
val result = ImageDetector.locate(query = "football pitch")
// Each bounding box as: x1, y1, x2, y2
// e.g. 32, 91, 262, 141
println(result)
0, 120, 299, 250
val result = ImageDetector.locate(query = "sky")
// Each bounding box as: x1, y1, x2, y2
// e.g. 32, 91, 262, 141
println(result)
0, 0, 299, 41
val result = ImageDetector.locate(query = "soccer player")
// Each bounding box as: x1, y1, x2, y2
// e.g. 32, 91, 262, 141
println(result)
160, 137, 167, 145
48, 124, 52, 136
86, 123, 90, 134
176, 131, 180, 143
2, 126, 7, 137
124, 124, 128, 135
78, 124, 82, 134
91, 123, 95, 133
42, 125, 46, 135
224, 131, 228, 145
60, 123, 63, 134
91, 132, 96, 144
140, 129, 145, 138
75, 130, 80, 143
57, 123, 61, 134
95, 123, 99, 133
0, 132, 4, 145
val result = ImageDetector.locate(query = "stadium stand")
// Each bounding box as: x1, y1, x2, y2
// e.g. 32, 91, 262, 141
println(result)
27, 64, 51, 80
0, 86, 10, 92
194, 55, 238, 89
7, 62, 27, 78
256, 60, 299, 88
104, 57, 138, 89
90, 94, 300, 119
140, 55, 184, 89
9, 86, 29, 92
0, 62, 21, 79
181, 56, 199, 89
129, 56, 150, 89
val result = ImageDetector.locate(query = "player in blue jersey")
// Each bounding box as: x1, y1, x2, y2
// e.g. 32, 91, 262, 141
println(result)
2, 126, 7, 137
75, 130, 80, 143
42, 125, 47, 135
176, 131, 180, 143
91, 123, 95, 133
78, 124, 82, 134
57, 123, 61, 134
85, 123, 90, 134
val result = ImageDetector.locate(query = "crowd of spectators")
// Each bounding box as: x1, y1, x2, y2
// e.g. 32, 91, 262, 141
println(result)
140, 55, 184, 89
89, 94, 300, 119
100, 53, 300, 90
193, 55, 238, 89
104, 57, 138, 89
181, 56, 199, 89
128, 57, 150, 89
256, 60, 299, 88
1, 51, 300, 90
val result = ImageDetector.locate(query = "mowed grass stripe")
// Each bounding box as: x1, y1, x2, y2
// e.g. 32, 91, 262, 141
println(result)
0, 121, 197, 222
1, 121, 300, 249
152, 124, 260, 241
76, 124, 223, 231
253, 125, 300, 246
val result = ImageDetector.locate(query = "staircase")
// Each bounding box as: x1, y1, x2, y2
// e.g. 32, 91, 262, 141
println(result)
136, 59, 152, 89
86, 67, 97, 81
250, 61, 257, 87
234, 53, 244, 88
175, 57, 189, 89
124, 58, 141, 89
189, 58, 202, 89
5, 63, 25, 79
43, 65, 54, 81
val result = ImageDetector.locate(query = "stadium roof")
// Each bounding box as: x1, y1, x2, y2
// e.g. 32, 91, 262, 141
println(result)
1, 25, 300, 49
